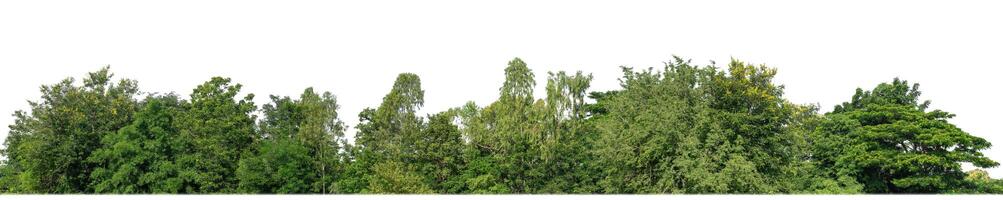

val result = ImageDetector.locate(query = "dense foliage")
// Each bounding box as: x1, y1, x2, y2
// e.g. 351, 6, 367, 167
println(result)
0, 58, 999, 194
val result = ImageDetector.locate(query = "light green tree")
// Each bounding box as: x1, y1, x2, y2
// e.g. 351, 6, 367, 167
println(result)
458, 58, 595, 193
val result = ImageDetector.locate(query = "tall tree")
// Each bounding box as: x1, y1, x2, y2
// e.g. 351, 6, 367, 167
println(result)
354, 73, 424, 159
0, 67, 139, 193
172, 77, 258, 193
342, 73, 431, 193
538, 71, 594, 192
819, 78, 998, 193
237, 88, 346, 193
461, 58, 543, 193
458, 58, 595, 193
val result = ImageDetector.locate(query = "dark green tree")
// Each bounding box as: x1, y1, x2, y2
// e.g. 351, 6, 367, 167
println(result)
410, 110, 466, 193
235, 138, 314, 193
819, 78, 998, 193
87, 94, 184, 193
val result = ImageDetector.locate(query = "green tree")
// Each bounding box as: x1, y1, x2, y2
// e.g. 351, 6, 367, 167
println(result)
819, 78, 998, 193
358, 74, 469, 194
411, 110, 466, 193
172, 77, 258, 193
458, 58, 595, 193
236, 138, 314, 193
87, 95, 184, 193
4, 57, 1003, 195
460, 58, 544, 193
957, 169, 1003, 193
342, 73, 427, 194
590, 60, 718, 193
354, 73, 424, 160
590, 57, 854, 193
776, 105, 863, 194
237, 88, 346, 193
453, 102, 509, 194
0, 67, 139, 193
367, 161, 433, 193
538, 71, 595, 193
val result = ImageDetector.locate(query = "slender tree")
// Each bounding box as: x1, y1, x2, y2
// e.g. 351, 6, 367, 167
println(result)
343, 73, 431, 193
458, 58, 596, 193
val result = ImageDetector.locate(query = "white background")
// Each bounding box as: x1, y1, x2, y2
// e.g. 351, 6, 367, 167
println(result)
2, 0, 1002, 178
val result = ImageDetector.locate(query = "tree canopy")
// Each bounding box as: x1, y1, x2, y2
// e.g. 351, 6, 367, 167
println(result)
816, 78, 998, 193
1, 58, 999, 194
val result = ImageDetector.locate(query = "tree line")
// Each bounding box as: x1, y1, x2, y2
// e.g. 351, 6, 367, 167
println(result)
0, 57, 1000, 194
